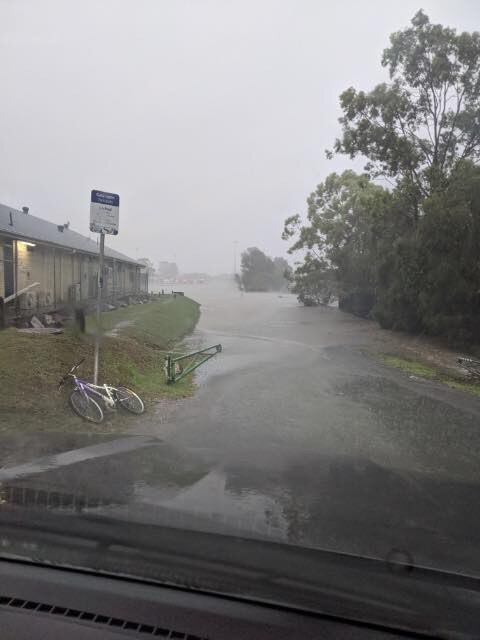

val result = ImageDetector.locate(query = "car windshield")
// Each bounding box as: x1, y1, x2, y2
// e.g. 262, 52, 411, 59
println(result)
1, 0, 480, 632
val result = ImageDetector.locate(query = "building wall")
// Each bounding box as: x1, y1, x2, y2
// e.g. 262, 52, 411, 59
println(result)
17, 241, 49, 301
1, 234, 139, 310
0, 241, 4, 299
80, 254, 89, 300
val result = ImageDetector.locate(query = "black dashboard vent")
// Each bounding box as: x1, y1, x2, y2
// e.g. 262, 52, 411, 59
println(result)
0, 596, 207, 639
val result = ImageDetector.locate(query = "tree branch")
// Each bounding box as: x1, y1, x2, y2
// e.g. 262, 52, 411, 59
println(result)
395, 110, 429, 198
439, 86, 465, 172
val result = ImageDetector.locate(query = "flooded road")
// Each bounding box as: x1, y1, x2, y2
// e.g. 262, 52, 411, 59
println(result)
2, 278, 480, 575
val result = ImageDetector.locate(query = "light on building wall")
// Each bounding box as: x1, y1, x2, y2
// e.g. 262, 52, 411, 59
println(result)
20, 241, 36, 247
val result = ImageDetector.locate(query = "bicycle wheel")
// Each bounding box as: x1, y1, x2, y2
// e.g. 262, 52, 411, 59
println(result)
69, 389, 104, 423
467, 365, 480, 378
115, 387, 145, 414
459, 358, 480, 378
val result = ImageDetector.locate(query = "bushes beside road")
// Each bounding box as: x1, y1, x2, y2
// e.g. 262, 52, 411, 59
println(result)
283, 12, 480, 347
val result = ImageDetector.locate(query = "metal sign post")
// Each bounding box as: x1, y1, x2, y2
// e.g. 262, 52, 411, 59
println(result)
90, 190, 119, 385
90, 190, 119, 235
93, 232, 105, 385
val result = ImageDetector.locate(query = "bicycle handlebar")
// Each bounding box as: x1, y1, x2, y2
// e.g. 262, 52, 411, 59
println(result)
58, 358, 85, 389
69, 358, 85, 374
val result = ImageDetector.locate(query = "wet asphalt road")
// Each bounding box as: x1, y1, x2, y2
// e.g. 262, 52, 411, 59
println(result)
2, 279, 480, 576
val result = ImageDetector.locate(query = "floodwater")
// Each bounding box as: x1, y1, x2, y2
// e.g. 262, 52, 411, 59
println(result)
2, 277, 480, 576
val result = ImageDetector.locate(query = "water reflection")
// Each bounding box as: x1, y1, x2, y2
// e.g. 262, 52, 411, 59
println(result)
1, 434, 479, 576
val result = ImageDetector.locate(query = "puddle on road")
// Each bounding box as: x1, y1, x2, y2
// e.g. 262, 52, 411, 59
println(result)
134, 467, 289, 542
2, 430, 480, 576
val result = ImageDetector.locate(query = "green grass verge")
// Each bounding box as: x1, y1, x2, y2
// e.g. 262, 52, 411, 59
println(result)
0, 296, 200, 431
86, 296, 199, 348
377, 354, 480, 397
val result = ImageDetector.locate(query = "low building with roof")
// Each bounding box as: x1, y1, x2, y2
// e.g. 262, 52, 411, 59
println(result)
0, 203, 144, 314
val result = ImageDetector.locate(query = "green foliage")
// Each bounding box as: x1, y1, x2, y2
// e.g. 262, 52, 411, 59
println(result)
285, 12, 480, 346
287, 254, 334, 306
284, 171, 392, 312
240, 247, 290, 292
416, 162, 480, 343
372, 162, 480, 343
332, 10, 480, 211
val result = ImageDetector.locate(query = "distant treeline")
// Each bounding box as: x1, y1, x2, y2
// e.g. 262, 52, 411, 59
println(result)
240, 247, 290, 292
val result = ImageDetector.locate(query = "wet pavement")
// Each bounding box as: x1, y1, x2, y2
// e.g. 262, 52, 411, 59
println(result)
2, 278, 480, 576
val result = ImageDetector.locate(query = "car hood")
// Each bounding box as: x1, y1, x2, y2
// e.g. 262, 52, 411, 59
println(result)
0, 432, 477, 575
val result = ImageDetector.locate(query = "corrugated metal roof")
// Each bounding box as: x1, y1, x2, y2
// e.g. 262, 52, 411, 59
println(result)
0, 203, 140, 265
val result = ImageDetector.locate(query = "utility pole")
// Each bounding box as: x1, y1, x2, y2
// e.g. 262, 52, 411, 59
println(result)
233, 240, 239, 276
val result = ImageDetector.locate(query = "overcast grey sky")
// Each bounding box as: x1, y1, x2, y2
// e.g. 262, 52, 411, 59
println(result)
0, 1, 478, 273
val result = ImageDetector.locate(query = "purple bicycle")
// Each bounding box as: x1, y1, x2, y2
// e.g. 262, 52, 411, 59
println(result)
58, 359, 145, 423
